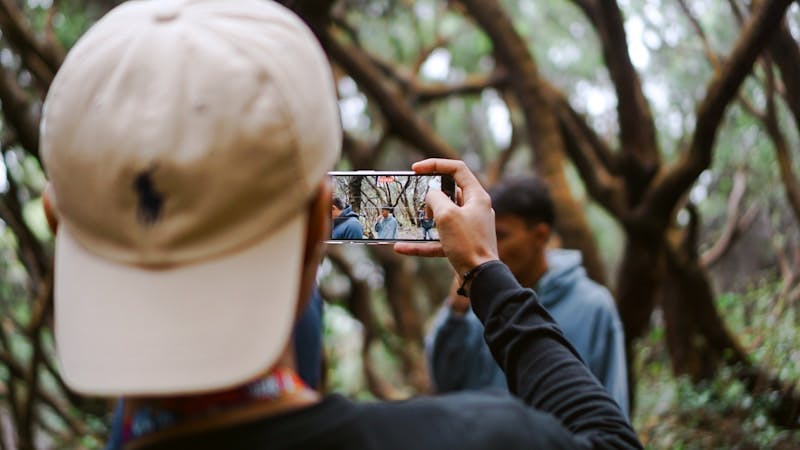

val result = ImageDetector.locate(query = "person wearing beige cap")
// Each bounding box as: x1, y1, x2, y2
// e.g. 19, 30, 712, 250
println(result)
41, 1, 641, 449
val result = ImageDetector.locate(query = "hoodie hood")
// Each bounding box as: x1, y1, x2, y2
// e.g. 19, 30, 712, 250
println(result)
536, 249, 585, 308
333, 206, 359, 223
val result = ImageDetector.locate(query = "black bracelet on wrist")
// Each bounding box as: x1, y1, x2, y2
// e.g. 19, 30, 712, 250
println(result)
457, 260, 500, 297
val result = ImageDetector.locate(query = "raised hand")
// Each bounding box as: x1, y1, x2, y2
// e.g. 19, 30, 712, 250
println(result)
394, 159, 498, 280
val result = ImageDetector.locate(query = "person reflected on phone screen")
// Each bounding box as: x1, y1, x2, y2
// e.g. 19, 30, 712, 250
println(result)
331, 196, 364, 239
375, 206, 398, 239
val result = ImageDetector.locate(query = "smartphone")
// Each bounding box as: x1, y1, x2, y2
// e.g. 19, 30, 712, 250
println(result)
327, 171, 456, 243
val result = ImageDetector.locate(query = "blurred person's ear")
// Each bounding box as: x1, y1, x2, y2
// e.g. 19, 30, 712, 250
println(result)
531, 222, 550, 248
296, 181, 330, 319
43, 182, 59, 235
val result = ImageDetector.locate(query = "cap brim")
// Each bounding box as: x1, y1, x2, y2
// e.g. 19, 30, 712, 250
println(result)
54, 213, 307, 396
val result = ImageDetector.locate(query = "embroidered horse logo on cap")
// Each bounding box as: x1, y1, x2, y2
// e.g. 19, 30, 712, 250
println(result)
133, 168, 164, 226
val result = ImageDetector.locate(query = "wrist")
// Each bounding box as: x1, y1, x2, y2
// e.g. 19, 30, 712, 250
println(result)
456, 259, 500, 298
455, 254, 498, 281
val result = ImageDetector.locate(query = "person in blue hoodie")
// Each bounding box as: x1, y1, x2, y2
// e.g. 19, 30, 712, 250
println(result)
374, 206, 398, 239
331, 196, 364, 239
426, 176, 629, 417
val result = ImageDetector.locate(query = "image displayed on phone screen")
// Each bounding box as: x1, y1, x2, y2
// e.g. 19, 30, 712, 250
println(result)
327, 172, 455, 243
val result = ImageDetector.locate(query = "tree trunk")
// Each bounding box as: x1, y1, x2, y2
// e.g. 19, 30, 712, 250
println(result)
459, 0, 607, 284
662, 246, 747, 380
371, 246, 431, 394
614, 232, 664, 411
660, 213, 800, 428
348, 176, 363, 214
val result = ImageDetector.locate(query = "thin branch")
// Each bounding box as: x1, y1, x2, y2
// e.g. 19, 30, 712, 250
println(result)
39, 347, 86, 412
555, 97, 626, 218
736, 90, 767, 120
415, 70, 509, 103
329, 13, 360, 46
700, 170, 756, 267
0, 65, 41, 159
763, 243, 800, 326
319, 28, 460, 160
360, 51, 416, 93
540, 77, 624, 213
677, 0, 720, 67
569, 0, 660, 176
701, 10, 800, 229
369, 245, 430, 394
411, 35, 449, 76
762, 58, 800, 228
324, 248, 401, 399
546, 81, 621, 173
676, 0, 775, 123
0, 154, 48, 283
456, 0, 556, 154
727, 0, 746, 26
0, 347, 24, 442
768, 21, 800, 137
0, 0, 63, 88
645, 0, 795, 228
19, 279, 52, 449
485, 98, 520, 186
341, 29, 508, 106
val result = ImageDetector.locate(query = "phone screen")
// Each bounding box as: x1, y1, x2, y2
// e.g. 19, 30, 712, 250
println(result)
327, 171, 455, 243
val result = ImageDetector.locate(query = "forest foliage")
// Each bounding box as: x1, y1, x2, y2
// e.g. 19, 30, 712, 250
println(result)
0, 0, 800, 448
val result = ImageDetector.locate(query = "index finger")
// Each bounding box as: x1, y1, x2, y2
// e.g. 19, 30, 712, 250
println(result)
411, 159, 487, 205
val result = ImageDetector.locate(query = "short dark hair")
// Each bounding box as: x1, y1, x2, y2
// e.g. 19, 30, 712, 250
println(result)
332, 196, 346, 210
489, 177, 555, 226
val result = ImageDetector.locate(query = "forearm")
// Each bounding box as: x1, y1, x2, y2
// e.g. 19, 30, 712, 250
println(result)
470, 262, 642, 449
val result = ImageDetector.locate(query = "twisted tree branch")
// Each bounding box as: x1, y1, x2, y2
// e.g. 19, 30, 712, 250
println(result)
700, 170, 755, 267
645, 0, 794, 227
569, 0, 659, 183
324, 248, 401, 399
768, 22, 800, 136
459, 0, 608, 283
319, 28, 460, 160
0, 0, 63, 88
0, 65, 40, 159
553, 96, 625, 217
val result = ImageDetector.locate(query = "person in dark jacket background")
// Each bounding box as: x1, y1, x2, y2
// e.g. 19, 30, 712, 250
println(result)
426, 176, 629, 417
332, 196, 364, 239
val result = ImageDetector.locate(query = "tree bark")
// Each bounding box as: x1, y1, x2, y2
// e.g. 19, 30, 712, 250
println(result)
569, 0, 660, 200
661, 208, 748, 379
325, 248, 400, 399
371, 246, 431, 394
662, 206, 800, 428
646, 0, 795, 226
766, 22, 800, 227
317, 28, 461, 161
458, 0, 607, 284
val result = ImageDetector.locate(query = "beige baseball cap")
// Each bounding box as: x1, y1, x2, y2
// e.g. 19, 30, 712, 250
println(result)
40, 0, 341, 395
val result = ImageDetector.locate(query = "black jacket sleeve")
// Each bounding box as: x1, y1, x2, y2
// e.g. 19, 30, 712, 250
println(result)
470, 261, 642, 450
